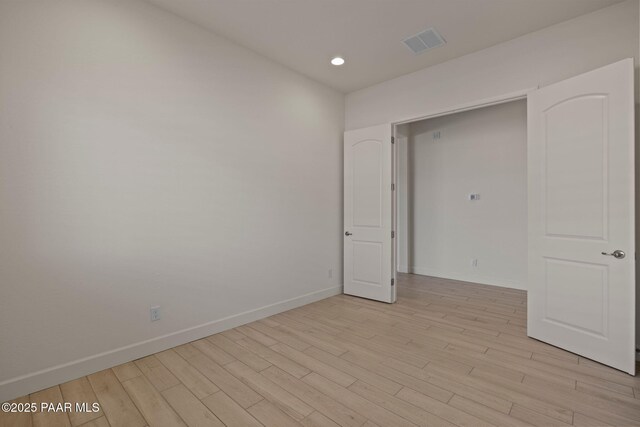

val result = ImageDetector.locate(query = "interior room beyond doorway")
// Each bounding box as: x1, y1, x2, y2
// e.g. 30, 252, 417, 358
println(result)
396, 100, 527, 290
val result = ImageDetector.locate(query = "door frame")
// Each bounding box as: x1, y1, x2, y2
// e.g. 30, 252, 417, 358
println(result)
390, 87, 535, 276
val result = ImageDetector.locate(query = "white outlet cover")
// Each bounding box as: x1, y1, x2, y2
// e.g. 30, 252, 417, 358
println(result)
150, 306, 161, 321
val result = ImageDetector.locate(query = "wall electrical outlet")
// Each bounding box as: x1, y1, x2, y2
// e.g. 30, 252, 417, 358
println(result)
433, 131, 441, 140
328, 268, 333, 279
469, 193, 480, 201
150, 306, 161, 322
471, 259, 478, 268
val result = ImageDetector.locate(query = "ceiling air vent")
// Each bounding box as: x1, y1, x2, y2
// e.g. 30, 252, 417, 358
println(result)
403, 27, 446, 55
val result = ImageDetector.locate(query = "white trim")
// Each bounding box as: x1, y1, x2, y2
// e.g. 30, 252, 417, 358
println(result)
407, 267, 525, 291
0, 284, 342, 402
392, 88, 534, 126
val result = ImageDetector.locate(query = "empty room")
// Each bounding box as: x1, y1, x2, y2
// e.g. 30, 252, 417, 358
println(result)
1, 0, 639, 426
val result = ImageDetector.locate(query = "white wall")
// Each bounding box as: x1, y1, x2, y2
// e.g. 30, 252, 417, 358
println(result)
400, 101, 527, 289
0, 0, 344, 401
346, 0, 639, 130
395, 124, 410, 281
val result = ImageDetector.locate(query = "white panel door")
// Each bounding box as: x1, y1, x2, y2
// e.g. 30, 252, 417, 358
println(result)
528, 59, 635, 374
344, 124, 395, 303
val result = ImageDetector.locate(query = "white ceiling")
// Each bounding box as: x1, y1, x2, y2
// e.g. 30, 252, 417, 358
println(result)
146, 0, 625, 93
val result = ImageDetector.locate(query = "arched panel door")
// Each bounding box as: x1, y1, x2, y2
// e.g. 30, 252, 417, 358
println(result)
344, 124, 395, 303
528, 59, 635, 374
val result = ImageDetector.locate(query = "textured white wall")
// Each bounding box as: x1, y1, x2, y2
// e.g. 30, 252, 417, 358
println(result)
346, 0, 638, 130
400, 101, 527, 289
0, 0, 344, 400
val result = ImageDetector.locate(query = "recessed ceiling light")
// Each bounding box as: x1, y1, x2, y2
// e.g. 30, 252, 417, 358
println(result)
331, 57, 345, 66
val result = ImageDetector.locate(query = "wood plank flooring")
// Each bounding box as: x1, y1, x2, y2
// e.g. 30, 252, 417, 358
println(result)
3, 274, 640, 427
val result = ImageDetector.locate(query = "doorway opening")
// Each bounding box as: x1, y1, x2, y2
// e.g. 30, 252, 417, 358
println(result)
394, 99, 527, 291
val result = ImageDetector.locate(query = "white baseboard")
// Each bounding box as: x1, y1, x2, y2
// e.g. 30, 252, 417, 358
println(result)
0, 284, 343, 402
406, 266, 525, 290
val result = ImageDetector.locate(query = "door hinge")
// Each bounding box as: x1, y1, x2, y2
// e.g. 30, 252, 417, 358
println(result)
391, 136, 395, 144
391, 183, 395, 191
391, 231, 395, 238
391, 278, 395, 287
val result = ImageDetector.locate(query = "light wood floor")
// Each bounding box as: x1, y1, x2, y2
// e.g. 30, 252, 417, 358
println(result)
3, 274, 640, 427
